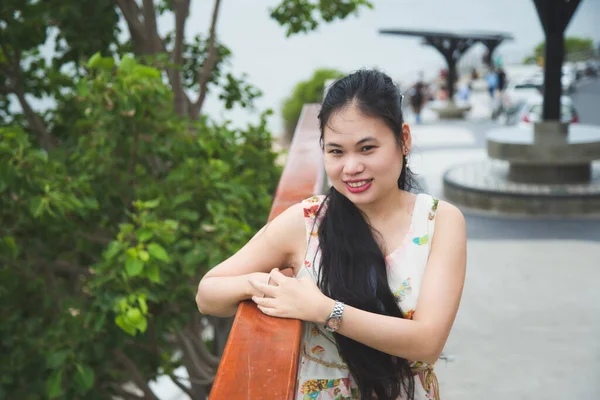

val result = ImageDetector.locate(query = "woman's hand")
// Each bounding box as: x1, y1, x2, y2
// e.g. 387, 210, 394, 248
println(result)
248, 268, 334, 324
245, 272, 273, 298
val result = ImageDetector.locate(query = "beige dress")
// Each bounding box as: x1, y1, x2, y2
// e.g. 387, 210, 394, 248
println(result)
295, 193, 440, 400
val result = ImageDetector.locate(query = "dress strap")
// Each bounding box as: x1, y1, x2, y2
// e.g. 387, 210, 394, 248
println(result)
411, 363, 440, 400
301, 195, 326, 240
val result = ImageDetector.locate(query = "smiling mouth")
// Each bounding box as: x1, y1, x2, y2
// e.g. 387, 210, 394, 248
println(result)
345, 179, 373, 188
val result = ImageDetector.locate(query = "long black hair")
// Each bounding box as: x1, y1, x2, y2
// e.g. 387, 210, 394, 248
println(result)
316, 69, 419, 400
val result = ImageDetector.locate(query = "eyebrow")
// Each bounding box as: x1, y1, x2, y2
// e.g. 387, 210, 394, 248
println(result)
325, 136, 377, 148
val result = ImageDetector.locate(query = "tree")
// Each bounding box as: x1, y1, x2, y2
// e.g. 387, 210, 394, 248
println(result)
523, 36, 597, 64
0, 1, 373, 399
281, 68, 345, 142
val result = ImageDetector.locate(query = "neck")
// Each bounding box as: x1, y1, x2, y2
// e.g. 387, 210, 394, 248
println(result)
355, 188, 412, 224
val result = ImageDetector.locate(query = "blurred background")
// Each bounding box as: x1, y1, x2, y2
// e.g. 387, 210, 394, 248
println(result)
1, 1, 599, 399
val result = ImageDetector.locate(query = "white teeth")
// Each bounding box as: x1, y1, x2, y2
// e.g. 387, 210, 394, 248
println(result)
347, 180, 371, 188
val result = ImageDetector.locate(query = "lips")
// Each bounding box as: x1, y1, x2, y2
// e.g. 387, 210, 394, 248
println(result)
343, 179, 373, 193
345, 179, 372, 188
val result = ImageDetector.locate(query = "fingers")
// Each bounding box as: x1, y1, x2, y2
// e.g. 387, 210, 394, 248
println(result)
251, 295, 276, 308
268, 268, 287, 284
248, 278, 278, 298
256, 305, 282, 317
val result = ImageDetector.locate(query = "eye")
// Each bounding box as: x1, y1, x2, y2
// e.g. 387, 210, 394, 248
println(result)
361, 145, 376, 152
328, 149, 343, 155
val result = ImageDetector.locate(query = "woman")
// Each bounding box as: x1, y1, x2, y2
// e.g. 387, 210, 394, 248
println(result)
196, 69, 466, 400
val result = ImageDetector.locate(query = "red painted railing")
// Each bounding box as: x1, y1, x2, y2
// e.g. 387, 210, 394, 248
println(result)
209, 104, 325, 399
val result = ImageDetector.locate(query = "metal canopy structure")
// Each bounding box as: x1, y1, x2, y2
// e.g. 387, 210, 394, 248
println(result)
379, 29, 513, 101
533, 0, 581, 121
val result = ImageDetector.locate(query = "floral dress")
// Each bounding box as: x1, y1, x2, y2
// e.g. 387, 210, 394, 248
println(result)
296, 193, 440, 400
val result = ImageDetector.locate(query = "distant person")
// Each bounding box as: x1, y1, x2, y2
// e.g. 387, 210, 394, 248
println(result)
457, 82, 471, 102
485, 69, 498, 98
497, 67, 507, 94
196, 69, 467, 400
469, 67, 479, 90
409, 75, 426, 124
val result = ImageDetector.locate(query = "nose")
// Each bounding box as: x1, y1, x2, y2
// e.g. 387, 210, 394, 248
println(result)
342, 155, 365, 176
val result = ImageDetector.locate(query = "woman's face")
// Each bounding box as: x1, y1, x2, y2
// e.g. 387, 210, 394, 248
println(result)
323, 104, 410, 206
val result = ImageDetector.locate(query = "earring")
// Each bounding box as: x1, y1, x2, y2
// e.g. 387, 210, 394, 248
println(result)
404, 147, 410, 168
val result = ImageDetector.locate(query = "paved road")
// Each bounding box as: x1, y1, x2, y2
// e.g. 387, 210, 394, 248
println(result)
572, 77, 600, 125
410, 78, 600, 400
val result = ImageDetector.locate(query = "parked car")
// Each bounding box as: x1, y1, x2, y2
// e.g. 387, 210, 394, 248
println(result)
516, 95, 579, 127
561, 65, 577, 93
583, 61, 598, 77
499, 80, 543, 124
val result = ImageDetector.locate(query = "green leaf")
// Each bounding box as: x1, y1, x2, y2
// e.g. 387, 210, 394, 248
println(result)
87, 52, 101, 68
126, 247, 138, 258
74, 364, 95, 391
138, 250, 150, 262
137, 229, 153, 243
135, 317, 148, 333
125, 258, 144, 277
2, 235, 18, 258
143, 198, 160, 208
177, 209, 200, 221
120, 223, 135, 234
147, 243, 169, 262
46, 370, 64, 399
29, 196, 44, 217
83, 197, 99, 209
138, 296, 148, 314
126, 308, 143, 324
133, 65, 160, 79
146, 264, 161, 283
164, 219, 179, 230
97, 57, 115, 71
104, 242, 122, 260
173, 192, 193, 206
119, 55, 136, 73
46, 350, 69, 369
115, 315, 136, 336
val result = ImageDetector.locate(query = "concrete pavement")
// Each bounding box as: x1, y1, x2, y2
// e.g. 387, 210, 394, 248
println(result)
409, 77, 600, 399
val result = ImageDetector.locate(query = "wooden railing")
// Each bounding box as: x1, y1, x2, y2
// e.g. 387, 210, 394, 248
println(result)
209, 104, 325, 400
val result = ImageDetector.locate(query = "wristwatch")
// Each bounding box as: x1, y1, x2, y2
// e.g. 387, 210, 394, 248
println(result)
324, 301, 345, 333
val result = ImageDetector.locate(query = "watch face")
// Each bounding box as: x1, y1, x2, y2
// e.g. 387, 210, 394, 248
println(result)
326, 318, 341, 331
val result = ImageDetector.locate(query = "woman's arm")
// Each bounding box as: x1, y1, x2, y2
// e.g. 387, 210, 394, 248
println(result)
250, 201, 466, 363
324, 201, 466, 363
196, 203, 306, 317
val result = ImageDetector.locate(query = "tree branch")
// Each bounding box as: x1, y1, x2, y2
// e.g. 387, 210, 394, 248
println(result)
168, 374, 194, 399
50, 260, 92, 277
190, 0, 222, 120
109, 384, 145, 400
115, 0, 147, 54
114, 350, 160, 400
142, 0, 161, 52
171, 0, 191, 115
77, 232, 112, 246
175, 331, 215, 381
184, 326, 220, 369
0, 31, 16, 68
13, 85, 57, 151
0, 84, 12, 95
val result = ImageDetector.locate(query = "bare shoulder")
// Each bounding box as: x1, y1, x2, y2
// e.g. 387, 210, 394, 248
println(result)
258, 202, 306, 253
430, 199, 466, 251
435, 200, 466, 230
428, 199, 467, 271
